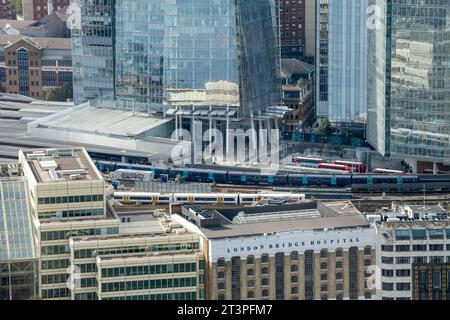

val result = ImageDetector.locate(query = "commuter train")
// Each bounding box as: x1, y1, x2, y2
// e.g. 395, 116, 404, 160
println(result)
95, 160, 450, 193
113, 192, 307, 206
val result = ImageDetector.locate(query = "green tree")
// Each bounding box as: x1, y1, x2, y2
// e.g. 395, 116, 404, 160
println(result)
318, 118, 332, 135
43, 85, 73, 102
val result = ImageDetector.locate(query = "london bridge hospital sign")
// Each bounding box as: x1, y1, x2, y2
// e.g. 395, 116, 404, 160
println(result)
209, 229, 376, 260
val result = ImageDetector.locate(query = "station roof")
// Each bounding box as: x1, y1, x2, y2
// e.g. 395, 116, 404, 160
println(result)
34, 104, 173, 138
0, 178, 36, 261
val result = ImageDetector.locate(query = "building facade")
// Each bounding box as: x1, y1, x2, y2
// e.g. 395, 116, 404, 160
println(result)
72, 0, 281, 119
0, 0, 16, 19
0, 36, 72, 98
174, 202, 377, 300
277, 0, 306, 61
22, 0, 69, 20
315, 0, 368, 125
280, 58, 315, 132
367, 0, 450, 167
15, 147, 205, 300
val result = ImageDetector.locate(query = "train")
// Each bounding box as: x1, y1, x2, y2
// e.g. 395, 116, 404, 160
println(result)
94, 160, 450, 193
113, 192, 307, 206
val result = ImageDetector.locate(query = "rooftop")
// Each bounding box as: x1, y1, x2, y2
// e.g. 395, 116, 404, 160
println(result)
21, 147, 103, 183
0, 35, 71, 49
281, 59, 315, 78
32, 103, 173, 138
181, 201, 369, 239
0, 177, 36, 261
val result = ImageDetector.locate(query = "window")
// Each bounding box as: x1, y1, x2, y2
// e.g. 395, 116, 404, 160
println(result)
396, 269, 410, 277
290, 251, 298, 261
261, 278, 269, 286
382, 283, 394, 291
247, 291, 254, 299
382, 269, 394, 277
429, 244, 444, 251
335, 249, 343, 257
320, 250, 328, 258
291, 264, 298, 272
382, 257, 394, 264
217, 271, 225, 279
396, 257, 410, 264
336, 262, 343, 269
217, 282, 225, 290
262, 267, 269, 275
396, 245, 410, 252
412, 229, 427, 240
428, 229, 444, 239
261, 254, 269, 263
364, 259, 372, 267
247, 269, 254, 276
396, 283, 411, 291
336, 283, 343, 291
413, 245, 427, 252
364, 246, 372, 255
291, 287, 298, 294
320, 262, 328, 270
320, 273, 328, 281
336, 273, 343, 280
217, 259, 225, 267
291, 275, 298, 283
247, 280, 254, 288
382, 245, 394, 252
262, 290, 269, 297
247, 256, 254, 265
395, 229, 410, 240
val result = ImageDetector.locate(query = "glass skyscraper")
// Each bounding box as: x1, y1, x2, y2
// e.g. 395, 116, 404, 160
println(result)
316, 0, 368, 124
72, 0, 280, 118
367, 0, 450, 163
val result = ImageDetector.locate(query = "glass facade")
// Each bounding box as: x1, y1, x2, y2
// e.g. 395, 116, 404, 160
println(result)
73, 0, 280, 117
368, 0, 450, 162
316, 0, 368, 123
71, 0, 115, 104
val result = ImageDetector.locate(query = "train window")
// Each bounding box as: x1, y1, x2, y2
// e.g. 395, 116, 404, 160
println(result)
302, 176, 308, 185
159, 197, 170, 201
176, 197, 188, 201
224, 198, 236, 201
268, 176, 273, 183
208, 173, 214, 180
240, 176, 247, 182
331, 177, 337, 185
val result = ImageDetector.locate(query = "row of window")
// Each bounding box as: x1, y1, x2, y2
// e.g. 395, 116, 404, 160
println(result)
382, 282, 411, 291
38, 208, 104, 220
382, 256, 450, 264
38, 194, 104, 205
382, 244, 450, 252
41, 259, 70, 270
395, 228, 450, 240
74, 242, 199, 259
101, 263, 197, 278
102, 292, 198, 300
101, 277, 197, 292
41, 273, 69, 285
41, 227, 118, 241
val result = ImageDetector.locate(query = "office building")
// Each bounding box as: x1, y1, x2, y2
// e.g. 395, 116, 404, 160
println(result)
277, 0, 306, 61
72, 0, 281, 119
316, 0, 368, 125
173, 202, 377, 300
22, 0, 69, 20
5, 147, 205, 300
0, 35, 72, 99
0, 0, 16, 19
367, 0, 450, 170
375, 204, 450, 300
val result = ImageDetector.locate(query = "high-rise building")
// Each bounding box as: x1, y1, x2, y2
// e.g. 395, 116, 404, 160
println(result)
367, 0, 450, 170
277, 0, 306, 61
316, 0, 368, 125
72, 0, 281, 119
22, 0, 69, 20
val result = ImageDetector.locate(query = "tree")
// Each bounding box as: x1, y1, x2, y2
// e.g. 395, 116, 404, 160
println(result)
317, 118, 332, 135
43, 85, 73, 102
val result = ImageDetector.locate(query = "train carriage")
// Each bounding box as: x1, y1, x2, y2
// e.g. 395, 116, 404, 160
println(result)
227, 172, 288, 186
169, 168, 228, 183
287, 174, 351, 187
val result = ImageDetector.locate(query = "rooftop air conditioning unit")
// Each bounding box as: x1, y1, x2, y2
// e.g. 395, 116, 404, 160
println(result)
70, 174, 82, 180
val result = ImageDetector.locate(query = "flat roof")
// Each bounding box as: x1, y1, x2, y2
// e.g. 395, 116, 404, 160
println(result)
22, 147, 103, 183
195, 201, 369, 239
34, 104, 173, 138
0, 177, 36, 261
